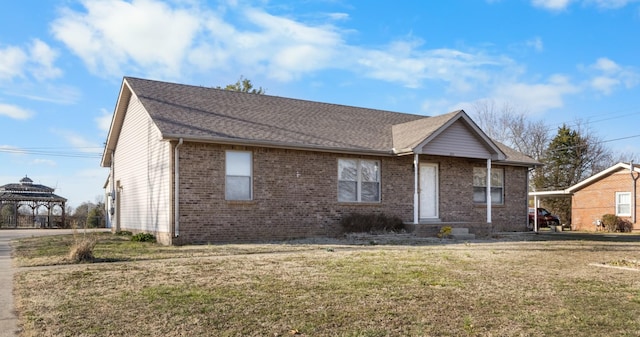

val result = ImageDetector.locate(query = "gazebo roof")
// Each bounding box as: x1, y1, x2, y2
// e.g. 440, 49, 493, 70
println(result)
0, 176, 67, 203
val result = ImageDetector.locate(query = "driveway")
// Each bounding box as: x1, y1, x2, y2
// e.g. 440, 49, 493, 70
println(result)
0, 228, 109, 337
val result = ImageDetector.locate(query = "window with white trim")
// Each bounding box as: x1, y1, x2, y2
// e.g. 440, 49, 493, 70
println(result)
225, 151, 252, 200
473, 167, 504, 204
616, 192, 631, 216
338, 159, 380, 202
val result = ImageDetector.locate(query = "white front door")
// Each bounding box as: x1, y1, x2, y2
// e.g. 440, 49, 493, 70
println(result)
419, 163, 439, 219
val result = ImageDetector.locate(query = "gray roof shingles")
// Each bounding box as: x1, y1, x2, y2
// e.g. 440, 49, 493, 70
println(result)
123, 77, 538, 165
126, 77, 426, 153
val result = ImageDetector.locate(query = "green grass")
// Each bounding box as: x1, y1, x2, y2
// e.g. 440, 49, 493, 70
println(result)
12, 233, 640, 336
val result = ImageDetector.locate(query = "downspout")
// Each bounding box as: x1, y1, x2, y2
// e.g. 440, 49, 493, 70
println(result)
631, 161, 638, 224
413, 153, 419, 224
486, 159, 492, 223
174, 138, 183, 237
110, 150, 116, 230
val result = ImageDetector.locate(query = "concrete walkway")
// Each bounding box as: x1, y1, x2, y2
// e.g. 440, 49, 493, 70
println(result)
0, 229, 108, 337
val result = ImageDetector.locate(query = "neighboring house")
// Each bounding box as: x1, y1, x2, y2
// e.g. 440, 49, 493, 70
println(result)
101, 77, 538, 245
567, 162, 640, 231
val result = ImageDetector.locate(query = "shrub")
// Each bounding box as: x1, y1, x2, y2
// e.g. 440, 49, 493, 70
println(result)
131, 233, 157, 243
68, 237, 96, 263
437, 226, 452, 239
601, 214, 633, 232
340, 213, 404, 233
115, 230, 133, 236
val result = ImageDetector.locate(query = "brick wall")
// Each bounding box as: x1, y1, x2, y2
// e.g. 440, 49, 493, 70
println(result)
424, 156, 529, 233
172, 143, 530, 244
572, 171, 640, 231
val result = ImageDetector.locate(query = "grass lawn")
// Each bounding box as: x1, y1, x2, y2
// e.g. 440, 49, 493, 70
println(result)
12, 232, 640, 336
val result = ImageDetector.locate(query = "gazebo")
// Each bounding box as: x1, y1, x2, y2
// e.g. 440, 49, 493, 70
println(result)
0, 176, 67, 228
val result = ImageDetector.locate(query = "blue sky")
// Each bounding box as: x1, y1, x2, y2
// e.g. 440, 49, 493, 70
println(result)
1, 0, 639, 208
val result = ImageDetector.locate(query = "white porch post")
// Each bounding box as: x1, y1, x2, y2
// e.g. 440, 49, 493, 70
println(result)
534, 195, 539, 232
486, 159, 492, 223
414, 153, 419, 224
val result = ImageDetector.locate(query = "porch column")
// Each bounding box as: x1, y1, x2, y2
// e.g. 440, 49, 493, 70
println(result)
534, 195, 539, 232
413, 153, 419, 224
486, 159, 492, 223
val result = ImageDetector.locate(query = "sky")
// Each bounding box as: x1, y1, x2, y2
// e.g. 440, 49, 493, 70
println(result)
1, 0, 640, 208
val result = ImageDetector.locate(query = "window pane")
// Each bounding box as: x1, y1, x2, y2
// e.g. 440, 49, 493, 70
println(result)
618, 193, 630, 204
360, 161, 379, 182
338, 181, 357, 201
362, 182, 380, 202
473, 187, 486, 203
617, 193, 631, 215
338, 159, 357, 181
226, 176, 251, 200
491, 169, 503, 187
473, 168, 486, 187
491, 187, 503, 204
226, 151, 251, 176
618, 204, 630, 215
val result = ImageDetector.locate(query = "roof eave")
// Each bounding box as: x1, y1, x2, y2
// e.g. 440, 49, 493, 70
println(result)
101, 78, 133, 167
162, 134, 397, 157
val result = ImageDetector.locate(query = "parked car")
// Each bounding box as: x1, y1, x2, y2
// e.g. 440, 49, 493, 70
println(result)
528, 207, 560, 229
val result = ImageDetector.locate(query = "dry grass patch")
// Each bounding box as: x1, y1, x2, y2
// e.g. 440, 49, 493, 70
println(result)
13, 236, 640, 336
12, 232, 323, 267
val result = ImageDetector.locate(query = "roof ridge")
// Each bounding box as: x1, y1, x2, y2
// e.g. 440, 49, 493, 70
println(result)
124, 76, 426, 117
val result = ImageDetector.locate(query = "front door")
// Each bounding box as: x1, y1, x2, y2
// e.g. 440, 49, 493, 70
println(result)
419, 163, 439, 219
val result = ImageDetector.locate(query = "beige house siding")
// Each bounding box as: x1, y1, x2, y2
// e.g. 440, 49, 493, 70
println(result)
172, 143, 528, 244
572, 170, 640, 231
421, 120, 493, 159
113, 96, 172, 242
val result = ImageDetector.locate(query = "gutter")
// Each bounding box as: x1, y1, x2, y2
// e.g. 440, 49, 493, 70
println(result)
162, 134, 397, 157
174, 138, 183, 238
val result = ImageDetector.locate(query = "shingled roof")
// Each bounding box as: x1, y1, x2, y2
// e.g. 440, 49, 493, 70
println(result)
102, 77, 538, 166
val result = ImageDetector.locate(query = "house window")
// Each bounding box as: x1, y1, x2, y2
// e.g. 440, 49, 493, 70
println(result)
225, 151, 252, 200
616, 192, 631, 216
338, 159, 380, 202
473, 167, 504, 204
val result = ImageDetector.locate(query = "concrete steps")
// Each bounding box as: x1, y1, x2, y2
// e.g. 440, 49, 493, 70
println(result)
450, 227, 476, 240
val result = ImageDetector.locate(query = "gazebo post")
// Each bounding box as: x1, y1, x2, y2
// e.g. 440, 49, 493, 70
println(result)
62, 202, 66, 228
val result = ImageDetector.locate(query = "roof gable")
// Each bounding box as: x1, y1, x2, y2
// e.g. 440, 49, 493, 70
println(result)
567, 162, 640, 192
392, 110, 506, 160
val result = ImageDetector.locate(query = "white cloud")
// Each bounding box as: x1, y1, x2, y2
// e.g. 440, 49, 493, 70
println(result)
327, 12, 349, 21
531, 0, 573, 10
586, 57, 640, 94
354, 40, 513, 91
0, 40, 61, 82
50, 129, 102, 153
0, 145, 27, 155
51, 0, 202, 78
525, 37, 544, 52
51, 0, 346, 82
587, 0, 640, 8
28, 39, 63, 80
0, 103, 33, 119
492, 75, 580, 113
532, 0, 639, 10
96, 109, 113, 133
32, 158, 57, 167
0, 46, 27, 80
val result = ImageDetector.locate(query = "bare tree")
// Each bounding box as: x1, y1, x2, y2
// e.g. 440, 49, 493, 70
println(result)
470, 99, 549, 161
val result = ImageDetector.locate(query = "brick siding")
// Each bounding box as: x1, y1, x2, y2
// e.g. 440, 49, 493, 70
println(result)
171, 143, 529, 244
572, 171, 640, 231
